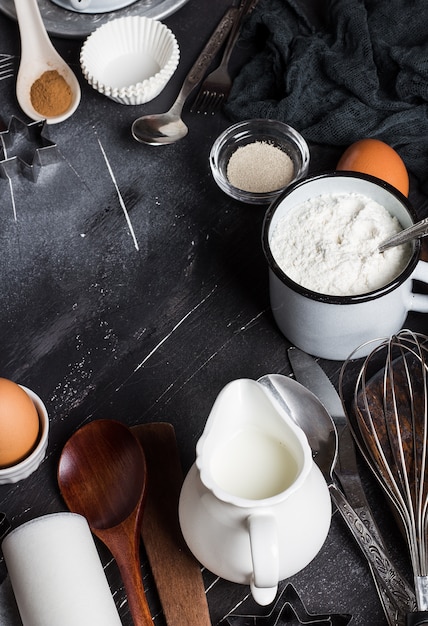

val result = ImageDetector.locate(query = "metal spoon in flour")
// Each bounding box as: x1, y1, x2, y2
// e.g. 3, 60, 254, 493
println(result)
378, 216, 428, 251
14, 0, 81, 124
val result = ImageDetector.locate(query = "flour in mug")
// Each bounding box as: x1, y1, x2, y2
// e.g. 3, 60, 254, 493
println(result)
269, 192, 412, 296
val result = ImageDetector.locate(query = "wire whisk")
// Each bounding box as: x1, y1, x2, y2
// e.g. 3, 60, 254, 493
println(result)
341, 330, 428, 625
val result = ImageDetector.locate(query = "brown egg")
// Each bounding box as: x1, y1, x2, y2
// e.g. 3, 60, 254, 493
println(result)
0, 378, 40, 468
336, 138, 409, 196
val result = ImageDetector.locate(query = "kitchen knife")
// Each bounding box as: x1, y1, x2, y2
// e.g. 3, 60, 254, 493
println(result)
287, 347, 415, 626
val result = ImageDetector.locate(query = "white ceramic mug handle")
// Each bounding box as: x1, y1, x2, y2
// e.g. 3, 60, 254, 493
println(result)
247, 514, 279, 606
410, 260, 428, 313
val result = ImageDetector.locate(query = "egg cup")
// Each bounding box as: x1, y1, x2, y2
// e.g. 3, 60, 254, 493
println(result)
0, 386, 49, 484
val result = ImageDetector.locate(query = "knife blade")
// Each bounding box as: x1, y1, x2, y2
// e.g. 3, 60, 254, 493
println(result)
287, 349, 369, 507
287, 348, 381, 522
287, 347, 414, 626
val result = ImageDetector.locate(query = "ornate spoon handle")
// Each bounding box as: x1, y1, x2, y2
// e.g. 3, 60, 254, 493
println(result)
330, 483, 416, 615
174, 4, 238, 109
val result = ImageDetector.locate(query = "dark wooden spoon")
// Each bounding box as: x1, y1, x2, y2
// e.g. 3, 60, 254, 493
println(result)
57, 419, 151, 626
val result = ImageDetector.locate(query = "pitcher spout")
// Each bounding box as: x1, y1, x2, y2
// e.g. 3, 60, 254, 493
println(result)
195, 378, 313, 505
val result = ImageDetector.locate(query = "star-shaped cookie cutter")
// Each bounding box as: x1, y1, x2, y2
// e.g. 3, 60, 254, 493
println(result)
0, 116, 59, 182
226, 584, 352, 625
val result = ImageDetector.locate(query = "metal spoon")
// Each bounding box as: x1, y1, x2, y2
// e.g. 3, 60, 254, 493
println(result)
257, 374, 416, 618
14, 0, 81, 124
131, 4, 237, 145
378, 216, 428, 252
58, 419, 152, 626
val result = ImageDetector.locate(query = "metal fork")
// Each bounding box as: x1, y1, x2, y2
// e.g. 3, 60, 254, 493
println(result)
191, 0, 258, 114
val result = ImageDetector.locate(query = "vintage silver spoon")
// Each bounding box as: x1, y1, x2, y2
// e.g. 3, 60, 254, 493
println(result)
379, 216, 428, 252
257, 373, 416, 619
131, 5, 237, 145
14, 0, 81, 124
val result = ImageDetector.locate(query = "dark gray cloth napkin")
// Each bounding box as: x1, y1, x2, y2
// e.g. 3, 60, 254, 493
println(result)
225, 0, 428, 188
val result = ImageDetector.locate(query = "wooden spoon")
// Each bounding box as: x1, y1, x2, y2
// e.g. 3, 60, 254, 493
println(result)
57, 419, 152, 626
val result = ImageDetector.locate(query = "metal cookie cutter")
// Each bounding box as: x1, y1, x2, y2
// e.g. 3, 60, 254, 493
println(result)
226, 584, 352, 625
0, 115, 59, 182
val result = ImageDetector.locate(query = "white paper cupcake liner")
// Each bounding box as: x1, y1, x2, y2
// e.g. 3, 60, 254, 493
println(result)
80, 16, 180, 105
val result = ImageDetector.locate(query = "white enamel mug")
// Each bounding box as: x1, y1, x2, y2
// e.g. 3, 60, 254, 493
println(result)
262, 172, 428, 360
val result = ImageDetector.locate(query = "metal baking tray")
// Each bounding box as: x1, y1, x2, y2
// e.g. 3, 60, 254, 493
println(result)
0, 0, 189, 39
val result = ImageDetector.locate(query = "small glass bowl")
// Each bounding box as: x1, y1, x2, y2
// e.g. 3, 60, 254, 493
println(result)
209, 119, 310, 205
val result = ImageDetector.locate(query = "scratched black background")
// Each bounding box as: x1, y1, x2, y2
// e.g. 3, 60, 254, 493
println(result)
0, 0, 427, 624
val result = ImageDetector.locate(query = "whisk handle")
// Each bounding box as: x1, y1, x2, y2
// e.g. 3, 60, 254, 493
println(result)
406, 614, 428, 625
329, 483, 416, 613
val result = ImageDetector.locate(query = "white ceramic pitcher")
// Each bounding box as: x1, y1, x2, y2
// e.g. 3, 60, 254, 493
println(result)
178, 378, 331, 605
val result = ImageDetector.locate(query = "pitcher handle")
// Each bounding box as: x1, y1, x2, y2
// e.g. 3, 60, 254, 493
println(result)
247, 514, 279, 606
410, 260, 428, 313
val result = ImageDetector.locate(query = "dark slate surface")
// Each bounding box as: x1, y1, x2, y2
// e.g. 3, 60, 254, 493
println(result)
0, 1, 427, 624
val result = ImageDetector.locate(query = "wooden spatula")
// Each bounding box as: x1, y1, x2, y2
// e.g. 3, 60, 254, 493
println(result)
132, 423, 212, 626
